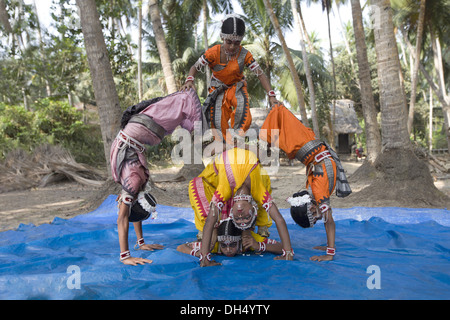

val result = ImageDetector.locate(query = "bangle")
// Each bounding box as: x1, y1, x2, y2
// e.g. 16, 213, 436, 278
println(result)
282, 248, 294, 258
326, 247, 336, 256
267, 90, 276, 97
199, 253, 211, 262
258, 241, 266, 253
120, 250, 131, 261
190, 241, 201, 256
134, 238, 145, 250
185, 75, 194, 83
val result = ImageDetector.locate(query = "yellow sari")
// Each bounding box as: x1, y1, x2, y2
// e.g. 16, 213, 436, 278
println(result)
189, 148, 273, 232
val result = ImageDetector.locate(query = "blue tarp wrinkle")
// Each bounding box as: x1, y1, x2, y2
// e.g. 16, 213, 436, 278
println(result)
0, 195, 449, 300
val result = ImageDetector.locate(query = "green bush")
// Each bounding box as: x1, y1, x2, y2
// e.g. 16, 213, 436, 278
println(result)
0, 99, 103, 165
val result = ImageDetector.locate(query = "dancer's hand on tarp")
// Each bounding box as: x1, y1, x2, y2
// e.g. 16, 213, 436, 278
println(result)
310, 246, 334, 262
199, 258, 221, 267
139, 243, 164, 251
310, 255, 333, 262
274, 254, 293, 261
121, 257, 153, 266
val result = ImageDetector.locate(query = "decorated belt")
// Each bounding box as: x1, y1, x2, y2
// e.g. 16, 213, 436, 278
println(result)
314, 150, 332, 164
295, 139, 323, 164
118, 130, 145, 153
128, 114, 165, 140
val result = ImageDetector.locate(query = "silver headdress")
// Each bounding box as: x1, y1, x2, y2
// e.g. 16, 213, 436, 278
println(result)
220, 14, 245, 42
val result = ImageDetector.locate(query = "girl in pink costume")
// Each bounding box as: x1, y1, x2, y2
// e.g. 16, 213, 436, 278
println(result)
110, 89, 204, 265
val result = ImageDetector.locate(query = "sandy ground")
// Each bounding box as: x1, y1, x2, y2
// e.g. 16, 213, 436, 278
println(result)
1, 158, 449, 233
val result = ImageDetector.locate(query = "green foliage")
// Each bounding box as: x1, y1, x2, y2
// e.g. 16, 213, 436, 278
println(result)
0, 99, 103, 165
0, 103, 40, 151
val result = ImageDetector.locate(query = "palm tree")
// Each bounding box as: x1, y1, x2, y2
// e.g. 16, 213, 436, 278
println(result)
290, 0, 319, 136
358, 0, 448, 206
350, 0, 381, 163
393, 0, 450, 149
138, 1, 143, 100
76, 0, 122, 173
406, 0, 426, 135
148, 0, 177, 93
372, 0, 409, 149
240, 0, 286, 103
181, 0, 234, 89
262, 0, 309, 124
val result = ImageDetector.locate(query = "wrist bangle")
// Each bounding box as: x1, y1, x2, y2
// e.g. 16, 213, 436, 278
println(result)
120, 250, 131, 261
258, 241, 266, 253
199, 253, 211, 262
282, 248, 294, 258
134, 238, 145, 250
326, 247, 336, 256
185, 75, 194, 83
267, 90, 276, 97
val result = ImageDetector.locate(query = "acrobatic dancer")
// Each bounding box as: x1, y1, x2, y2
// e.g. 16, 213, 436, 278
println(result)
189, 147, 293, 267
182, 14, 278, 144
110, 89, 204, 265
176, 218, 282, 258
260, 103, 352, 261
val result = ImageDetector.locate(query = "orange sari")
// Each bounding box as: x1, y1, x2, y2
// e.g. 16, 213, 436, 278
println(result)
260, 104, 337, 208
202, 45, 256, 143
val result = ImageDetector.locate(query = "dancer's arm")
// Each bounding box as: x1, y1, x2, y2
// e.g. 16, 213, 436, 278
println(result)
117, 202, 153, 266
267, 203, 293, 261
199, 206, 221, 267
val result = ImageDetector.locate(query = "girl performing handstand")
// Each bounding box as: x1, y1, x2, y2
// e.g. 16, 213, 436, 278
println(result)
110, 89, 203, 265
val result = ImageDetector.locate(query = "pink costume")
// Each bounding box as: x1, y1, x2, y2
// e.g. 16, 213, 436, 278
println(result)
110, 89, 202, 198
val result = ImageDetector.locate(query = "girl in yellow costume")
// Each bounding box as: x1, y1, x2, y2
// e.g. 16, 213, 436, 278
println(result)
190, 148, 294, 267
188, 148, 272, 238
176, 219, 282, 258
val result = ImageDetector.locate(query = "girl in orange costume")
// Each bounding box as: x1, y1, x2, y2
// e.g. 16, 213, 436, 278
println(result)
260, 103, 352, 262
182, 14, 278, 144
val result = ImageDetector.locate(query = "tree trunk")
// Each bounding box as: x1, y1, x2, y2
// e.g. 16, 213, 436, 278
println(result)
0, 0, 12, 34
296, 1, 315, 54
202, 0, 211, 87
148, 0, 178, 94
428, 87, 433, 152
350, 0, 381, 163
372, 0, 409, 150
350, 0, 449, 208
262, 0, 308, 125
291, 0, 319, 137
325, 2, 337, 147
430, 31, 450, 150
138, 2, 143, 101
407, 0, 426, 134
32, 0, 51, 97
76, 0, 122, 174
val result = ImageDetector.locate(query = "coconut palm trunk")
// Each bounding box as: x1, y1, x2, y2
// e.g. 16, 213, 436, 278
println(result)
353, 0, 448, 207
407, 0, 426, 134
262, 0, 309, 125
372, 0, 409, 149
77, 0, 122, 174
148, 0, 178, 94
350, 0, 381, 163
290, 0, 319, 136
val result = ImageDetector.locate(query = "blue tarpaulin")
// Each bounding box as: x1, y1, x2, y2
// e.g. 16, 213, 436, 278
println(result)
0, 195, 449, 300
